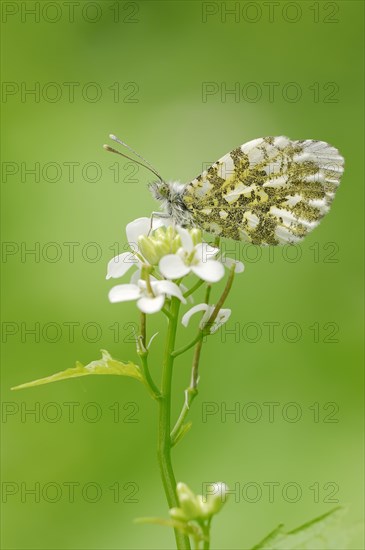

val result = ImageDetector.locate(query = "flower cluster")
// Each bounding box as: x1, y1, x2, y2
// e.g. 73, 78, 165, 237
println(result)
170, 481, 229, 522
106, 217, 244, 318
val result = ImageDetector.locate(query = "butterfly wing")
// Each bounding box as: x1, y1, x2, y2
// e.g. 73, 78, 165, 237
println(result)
182, 136, 344, 245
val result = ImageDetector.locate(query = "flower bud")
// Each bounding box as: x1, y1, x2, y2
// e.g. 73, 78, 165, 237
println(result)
190, 228, 202, 246
169, 507, 187, 522
203, 482, 228, 516
153, 227, 167, 241
138, 235, 159, 265
176, 482, 201, 521
172, 235, 182, 253
154, 238, 171, 258
166, 225, 175, 240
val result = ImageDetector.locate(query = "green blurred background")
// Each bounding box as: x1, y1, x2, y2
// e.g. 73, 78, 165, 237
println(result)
1, 1, 364, 548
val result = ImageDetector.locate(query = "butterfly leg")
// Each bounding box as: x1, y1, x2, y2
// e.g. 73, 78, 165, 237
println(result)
148, 211, 171, 236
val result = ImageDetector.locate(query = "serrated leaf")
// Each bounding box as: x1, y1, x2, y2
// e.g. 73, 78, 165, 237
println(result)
252, 508, 350, 550
11, 349, 143, 390
252, 508, 349, 550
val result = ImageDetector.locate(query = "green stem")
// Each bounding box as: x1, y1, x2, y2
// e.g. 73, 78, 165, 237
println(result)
207, 265, 235, 326
162, 306, 173, 320
157, 297, 191, 550
170, 385, 198, 445
171, 333, 202, 358
140, 312, 146, 344
139, 348, 161, 400
183, 278, 204, 298
170, 286, 211, 445
138, 313, 160, 400
170, 333, 205, 445
202, 518, 212, 549
171, 269, 235, 445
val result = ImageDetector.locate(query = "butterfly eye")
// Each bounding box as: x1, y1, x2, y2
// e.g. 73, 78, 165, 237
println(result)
156, 183, 169, 199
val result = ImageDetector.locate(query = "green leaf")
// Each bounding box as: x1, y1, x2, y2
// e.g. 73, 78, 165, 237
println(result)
11, 349, 143, 390
252, 508, 352, 550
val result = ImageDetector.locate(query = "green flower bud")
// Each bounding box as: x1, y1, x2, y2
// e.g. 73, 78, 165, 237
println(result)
190, 228, 202, 246
172, 235, 182, 253
169, 507, 187, 522
153, 227, 167, 241
138, 235, 159, 265
166, 225, 175, 240
154, 238, 171, 258
176, 482, 201, 521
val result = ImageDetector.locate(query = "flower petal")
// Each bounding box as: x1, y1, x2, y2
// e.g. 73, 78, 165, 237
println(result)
209, 308, 231, 334
177, 227, 194, 253
192, 260, 225, 283
181, 303, 209, 327
136, 276, 157, 289
108, 284, 140, 303
195, 242, 219, 263
199, 305, 215, 330
106, 252, 138, 280
137, 294, 165, 314
126, 217, 165, 247
159, 254, 190, 279
130, 268, 141, 285
126, 218, 151, 247
153, 280, 187, 303
222, 256, 245, 273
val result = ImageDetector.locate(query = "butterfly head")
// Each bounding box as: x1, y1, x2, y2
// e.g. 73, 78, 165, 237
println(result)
148, 180, 171, 202
148, 180, 194, 227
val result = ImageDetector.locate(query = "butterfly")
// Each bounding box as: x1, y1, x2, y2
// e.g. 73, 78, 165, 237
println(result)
104, 135, 344, 246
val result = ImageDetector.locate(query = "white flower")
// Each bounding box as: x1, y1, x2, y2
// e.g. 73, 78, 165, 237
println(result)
159, 227, 224, 283
197, 482, 228, 517
106, 217, 164, 280
108, 279, 186, 314
181, 303, 231, 334
170, 481, 229, 522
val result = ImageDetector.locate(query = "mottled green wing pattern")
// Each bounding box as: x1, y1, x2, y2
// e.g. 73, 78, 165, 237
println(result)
182, 136, 344, 245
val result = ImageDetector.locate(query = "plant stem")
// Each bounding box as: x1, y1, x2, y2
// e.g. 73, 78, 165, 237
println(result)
202, 519, 212, 549
138, 313, 160, 400
157, 297, 191, 550
171, 333, 202, 358
139, 349, 161, 400
162, 306, 173, 320
183, 278, 204, 298
170, 286, 211, 445
140, 312, 146, 345
207, 265, 235, 326
171, 269, 235, 444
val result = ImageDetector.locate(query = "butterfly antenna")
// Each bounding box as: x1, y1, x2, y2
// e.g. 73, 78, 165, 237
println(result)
106, 134, 164, 182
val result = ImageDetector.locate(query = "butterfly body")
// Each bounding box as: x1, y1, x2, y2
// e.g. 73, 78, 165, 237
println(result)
149, 136, 344, 245
148, 180, 194, 227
